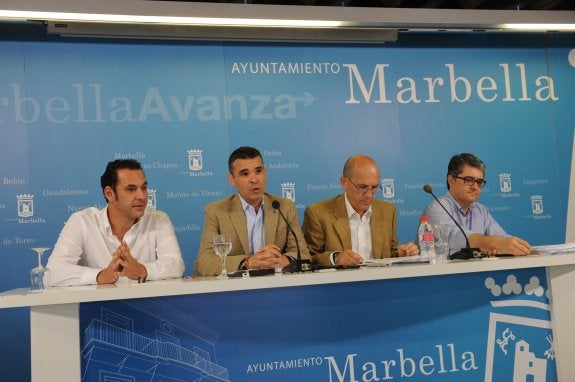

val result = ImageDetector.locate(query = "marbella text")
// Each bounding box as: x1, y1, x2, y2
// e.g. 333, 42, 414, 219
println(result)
246, 343, 477, 381
0, 62, 557, 124
344, 63, 556, 104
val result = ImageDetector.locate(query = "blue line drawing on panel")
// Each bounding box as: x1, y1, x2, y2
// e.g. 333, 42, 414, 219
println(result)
81, 298, 230, 382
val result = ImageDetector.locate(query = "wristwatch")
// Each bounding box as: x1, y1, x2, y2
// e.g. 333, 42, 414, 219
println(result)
238, 257, 249, 270
331, 251, 341, 265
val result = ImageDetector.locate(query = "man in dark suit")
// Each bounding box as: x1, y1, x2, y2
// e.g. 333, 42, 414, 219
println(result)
196, 146, 309, 276
302, 155, 418, 266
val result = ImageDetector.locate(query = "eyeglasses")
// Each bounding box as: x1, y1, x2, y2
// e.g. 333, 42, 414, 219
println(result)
347, 178, 381, 194
455, 176, 486, 188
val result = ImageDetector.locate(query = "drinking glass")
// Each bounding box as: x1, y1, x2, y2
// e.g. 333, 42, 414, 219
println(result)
30, 247, 51, 292
433, 225, 449, 264
213, 235, 232, 279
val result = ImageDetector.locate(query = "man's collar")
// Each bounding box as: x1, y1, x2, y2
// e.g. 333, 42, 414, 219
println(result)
343, 192, 372, 219
446, 191, 475, 215
101, 205, 142, 235
238, 194, 264, 213
100, 206, 112, 233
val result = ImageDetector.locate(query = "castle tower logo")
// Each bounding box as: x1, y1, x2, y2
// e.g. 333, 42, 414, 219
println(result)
381, 178, 394, 199
147, 189, 157, 209
181, 149, 213, 177
499, 173, 512, 193
484, 274, 555, 381
531, 195, 544, 215
514, 340, 548, 381
17, 194, 34, 217
188, 149, 203, 171
281, 183, 296, 202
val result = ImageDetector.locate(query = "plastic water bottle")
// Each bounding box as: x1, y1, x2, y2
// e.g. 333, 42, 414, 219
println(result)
418, 216, 436, 258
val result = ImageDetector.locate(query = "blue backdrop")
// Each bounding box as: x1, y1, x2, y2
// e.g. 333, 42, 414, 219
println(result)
1, 30, 574, 380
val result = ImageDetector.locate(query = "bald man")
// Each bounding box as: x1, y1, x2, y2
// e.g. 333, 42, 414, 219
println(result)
302, 155, 418, 266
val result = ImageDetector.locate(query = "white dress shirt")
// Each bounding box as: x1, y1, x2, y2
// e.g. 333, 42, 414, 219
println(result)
344, 193, 373, 260
47, 206, 185, 286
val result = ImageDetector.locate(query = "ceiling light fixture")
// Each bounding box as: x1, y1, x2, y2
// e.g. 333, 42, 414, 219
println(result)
0, 1, 574, 42
0, 10, 344, 28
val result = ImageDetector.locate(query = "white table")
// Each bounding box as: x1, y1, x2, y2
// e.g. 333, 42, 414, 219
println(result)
1, 254, 574, 381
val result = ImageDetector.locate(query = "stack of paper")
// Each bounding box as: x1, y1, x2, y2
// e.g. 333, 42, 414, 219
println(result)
362, 255, 431, 267
530, 242, 575, 256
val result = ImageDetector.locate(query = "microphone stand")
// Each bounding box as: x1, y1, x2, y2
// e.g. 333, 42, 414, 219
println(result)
271, 200, 312, 272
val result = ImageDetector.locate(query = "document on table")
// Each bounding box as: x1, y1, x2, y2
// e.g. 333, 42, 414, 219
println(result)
531, 242, 575, 256
362, 255, 431, 267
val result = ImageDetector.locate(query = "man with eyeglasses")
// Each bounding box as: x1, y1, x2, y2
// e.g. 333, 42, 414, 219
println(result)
302, 155, 419, 266
423, 153, 531, 256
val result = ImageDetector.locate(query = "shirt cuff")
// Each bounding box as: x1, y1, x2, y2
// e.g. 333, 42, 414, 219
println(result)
81, 268, 102, 285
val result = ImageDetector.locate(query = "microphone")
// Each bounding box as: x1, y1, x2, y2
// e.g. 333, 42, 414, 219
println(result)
423, 184, 484, 260
271, 200, 311, 272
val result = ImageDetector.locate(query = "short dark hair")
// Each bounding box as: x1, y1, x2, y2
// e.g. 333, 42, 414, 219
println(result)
228, 146, 263, 173
100, 159, 144, 201
447, 153, 485, 190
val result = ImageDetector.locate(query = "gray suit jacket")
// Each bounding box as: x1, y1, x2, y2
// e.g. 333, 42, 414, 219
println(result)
302, 194, 399, 266
195, 193, 310, 276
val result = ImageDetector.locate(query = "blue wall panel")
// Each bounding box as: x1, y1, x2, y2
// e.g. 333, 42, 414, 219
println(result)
1, 31, 574, 381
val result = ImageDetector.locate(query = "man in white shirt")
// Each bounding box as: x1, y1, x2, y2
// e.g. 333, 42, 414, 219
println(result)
47, 159, 185, 286
302, 155, 418, 266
